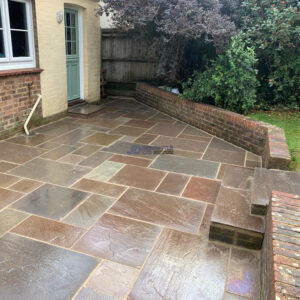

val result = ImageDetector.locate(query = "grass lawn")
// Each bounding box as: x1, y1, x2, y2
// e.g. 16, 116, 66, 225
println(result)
248, 110, 300, 172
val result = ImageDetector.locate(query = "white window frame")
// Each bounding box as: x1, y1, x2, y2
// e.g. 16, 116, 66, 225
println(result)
0, 0, 36, 70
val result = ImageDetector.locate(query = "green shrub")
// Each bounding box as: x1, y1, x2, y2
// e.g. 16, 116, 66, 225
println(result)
182, 34, 259, 114
241, 0, 300, 107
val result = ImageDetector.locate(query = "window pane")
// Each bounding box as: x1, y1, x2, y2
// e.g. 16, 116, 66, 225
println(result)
8, 0, 27, 30
65, 13, 70, 27
0, 6, 2, 28
71, 42, 76, 55
11, 30, 29, 57
71, 28, 76, 41
70, 14, 75, 27
66, 28, 71, 41
0, 30, 5, 58
66, 41, 71, 55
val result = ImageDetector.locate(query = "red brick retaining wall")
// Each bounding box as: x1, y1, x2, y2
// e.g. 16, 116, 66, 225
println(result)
0, 69, 42, 139
261, 191, 300, 299
136, 83, 291, 170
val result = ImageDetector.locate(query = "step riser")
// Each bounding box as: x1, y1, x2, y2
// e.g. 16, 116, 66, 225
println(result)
209, 223, 264, 250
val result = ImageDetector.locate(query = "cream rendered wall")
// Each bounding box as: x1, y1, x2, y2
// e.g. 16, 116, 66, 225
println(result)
35, 0, 101, 118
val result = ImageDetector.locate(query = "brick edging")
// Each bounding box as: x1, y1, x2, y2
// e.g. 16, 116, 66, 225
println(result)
261, 191, 300, 299
135, 83, 291, 170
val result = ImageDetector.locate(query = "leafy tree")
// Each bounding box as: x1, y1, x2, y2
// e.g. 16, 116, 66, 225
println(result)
98, 0, 236, 83
182, 34, 259, 113
241, 0, 300, 107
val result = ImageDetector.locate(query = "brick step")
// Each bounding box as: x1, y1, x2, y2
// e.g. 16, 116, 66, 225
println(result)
209, 187, 264, 249
251, 168, 300, 216
68, 104, 103, 119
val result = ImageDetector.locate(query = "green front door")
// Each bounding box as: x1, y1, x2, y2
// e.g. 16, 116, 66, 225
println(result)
65, 9, 80, 101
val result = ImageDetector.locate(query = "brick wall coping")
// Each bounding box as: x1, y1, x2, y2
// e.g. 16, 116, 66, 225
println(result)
263, 191, 300, 299
136, 82, 291, 170
0, 68, 43, 78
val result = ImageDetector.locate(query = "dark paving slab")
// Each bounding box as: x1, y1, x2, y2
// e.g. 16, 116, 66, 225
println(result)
217, 165, 254, 190
152, 136, 209, 153
226, 248, 260, 298
86, 260, 139, 298
252, 168, 300, 215
156, 173, 189, 196
0, 141, 46, 164
64, 194, 115, 228
109, 188, 206, 233
75, 288, 119, 300
73, 213, 161, 268
109, 165, 166, 191
12, 215, 84, 247
10, 158, 91, 186
12, 184, 89, 220
103, 141, 157, 159
7, 134, 54, 147
182, 177, 221, 204
128, 228, 230, 300
150, 155, 219, 179
0, 233, 98, 300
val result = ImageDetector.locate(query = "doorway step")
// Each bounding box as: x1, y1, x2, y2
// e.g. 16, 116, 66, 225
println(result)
68, 103, 103, 119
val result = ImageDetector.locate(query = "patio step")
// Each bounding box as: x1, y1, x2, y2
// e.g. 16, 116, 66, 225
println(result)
209, 187, 264, 249
68, 104, 103, 118
251, 168, 300, 215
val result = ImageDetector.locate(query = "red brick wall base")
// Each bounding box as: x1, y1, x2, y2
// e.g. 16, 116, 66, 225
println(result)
136, 83, 291, 170
262, 191, 300, 299
0, 70, 42, 139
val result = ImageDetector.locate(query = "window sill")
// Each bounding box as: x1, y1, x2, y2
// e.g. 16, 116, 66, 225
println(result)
0, 68, 43, 78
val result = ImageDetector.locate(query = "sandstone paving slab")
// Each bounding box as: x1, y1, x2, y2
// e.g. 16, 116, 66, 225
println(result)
75, 288, 119, 300
72, 178, 126, 198
109, 154, 152, 167
182, 177, 221, 204
0, 209, 28, 236
0, 233, 98, 300
0, 161, 18, 172
34, 120, 81, 136
0, 188, 24, 209
128, 228, 230, 300
86, 260, 139, 298
7, 134, 54, 147
156, 173, 189, 196
12, 184, 89, 220
10, 158, 91, 186
0, 141, 46, 164
110, 125, 146, 137
73, 144, 101, 157
81, 132, 122, 146
0, 173, 20, 188
226, 248, 260, 299
86, 161, 124, 182
109, 165, 166, 191
203, 148, 246, 166
147, 122, 186, 137
12, 215, 85, 248
73, 213, 161, 268
134, 133, 158, 145
41, 145, 78, 160
124, 119, 156, 129
9, 179, 43, 194
109, 188, 206, 233
150, 155, 220, 179
63, 194, 115, 228
51, 128, 96, 145
79, 151, 112, 168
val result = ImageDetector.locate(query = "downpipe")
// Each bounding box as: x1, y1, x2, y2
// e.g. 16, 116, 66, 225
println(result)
24, 94, 42, 136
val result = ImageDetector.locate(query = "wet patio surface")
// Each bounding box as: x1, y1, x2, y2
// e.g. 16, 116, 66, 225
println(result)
0, 98, 261, 300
